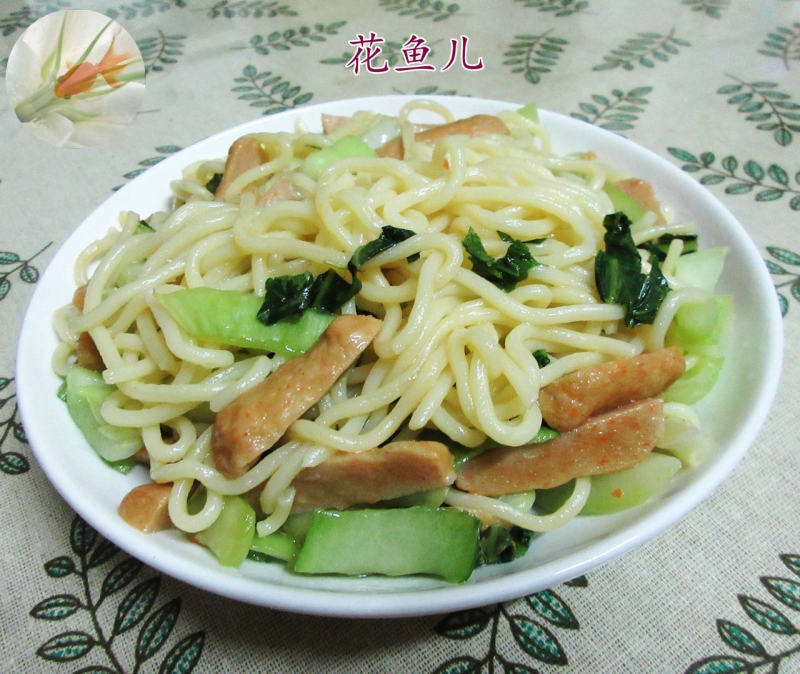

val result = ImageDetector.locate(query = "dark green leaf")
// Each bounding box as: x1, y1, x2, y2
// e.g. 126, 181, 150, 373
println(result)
768, 164, 790, 185
778, 292, 788, 316
725, 183, 754, 195
432, 656, 482, 674
756, 189, 784, 202
0, 278, 11, 301
477, 524, 533, 565
101, 557, 143, 599
766, 260, 787, 274
526, 590, 579, 629
114, 577, 160, 635
781, 554, 800, 577
136, 598, 181, 662
37, 631, 95, 662
0, 451, 29, 474
744, 160, 765, 181
348, 225, 417, 273
563, 575, 588, 587
533, 349, 550, 367
462, 228, 538, 291
792, 280, 800, 303
30, 594, 82, 620
717, 619, 767, 656
721, 156, 738, 172
668, 147, 699, 163
685, 656, 750, 673
45, 556, 76, 577
86, 540, 119, 569
762, 576, 800, 611
700, 175, 726, 185
205, 173, 223, 194
717, 84, 743, 94
594, 212, 670, 327
508, 615, 567, 665
70, 517, 97, 556
0, 251, 20, 264
158, 631, 205, 674
434, 608, 491, 639
738, 594, 797, 634
257, 270, 360, 324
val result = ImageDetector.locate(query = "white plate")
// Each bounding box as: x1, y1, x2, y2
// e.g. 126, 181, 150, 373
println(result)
16, 95, 783, 618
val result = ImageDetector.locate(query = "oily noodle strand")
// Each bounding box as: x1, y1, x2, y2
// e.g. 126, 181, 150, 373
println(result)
55, 103, 690, 537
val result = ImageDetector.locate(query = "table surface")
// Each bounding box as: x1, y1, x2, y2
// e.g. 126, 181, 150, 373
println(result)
1, 1, 798, 672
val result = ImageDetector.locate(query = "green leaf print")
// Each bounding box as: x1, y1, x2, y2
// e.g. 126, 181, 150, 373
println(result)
668, 148, 800, 209
503, 31, 568, 85
114, 145, 182, 190
207, 0, 296, 19
138, 31, 186, 73
0, 242, 51, 303
718, 76, 800, 146
681, 0, 729, 19
738, 595, 797, 635
32, 515, 206, 672
0, 375, 32, 476
392, 85, 462, 96
686, 553, 800, 672
232, 65, 313, 115
766, 246, 800, 316
378, 0, 460, 22
512, 0, 589, 17
105, 0, 186, 21
0, 0, 70, 37
431, 578, 587, 671
570, 86, 652, 131
594, 29, 690, 71
759, 22, 800, 70
249, 22, 346, 56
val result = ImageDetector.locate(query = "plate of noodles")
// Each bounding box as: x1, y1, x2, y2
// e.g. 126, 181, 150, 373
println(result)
17, 95, 782, 617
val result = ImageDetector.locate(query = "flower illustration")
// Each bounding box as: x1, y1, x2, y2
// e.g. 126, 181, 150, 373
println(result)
6, 10, 145, 148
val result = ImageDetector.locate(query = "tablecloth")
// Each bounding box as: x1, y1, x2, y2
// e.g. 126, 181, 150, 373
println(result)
1, 1, 798, 672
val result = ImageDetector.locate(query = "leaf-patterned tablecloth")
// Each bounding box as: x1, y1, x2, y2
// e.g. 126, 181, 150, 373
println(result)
1, 1, 798, 672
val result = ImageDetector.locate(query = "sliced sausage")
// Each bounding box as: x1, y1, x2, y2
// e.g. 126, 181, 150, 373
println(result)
377, 114, 509, 159
118, 483, 173, 533
215, 136, 267, 200
291, 440, 455, 511
539, 347, 683, 432
456, 398, 665, 495
254, 173, 301, 207
75, 331, 104, 371
211, 314, 382, 478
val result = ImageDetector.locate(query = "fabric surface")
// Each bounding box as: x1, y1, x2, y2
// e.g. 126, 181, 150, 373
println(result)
1, 1, 798, 672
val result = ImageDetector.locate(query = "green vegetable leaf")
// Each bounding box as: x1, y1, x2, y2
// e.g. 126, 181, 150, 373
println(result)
532, 349, 550, 367
348, 225, 417, 273
205, 172, 223, 194
477, 523, 533, 565
257, 270, 361, 324
595, 212, 671, 327
463, 228, 538, 291
638, 233, 698, 261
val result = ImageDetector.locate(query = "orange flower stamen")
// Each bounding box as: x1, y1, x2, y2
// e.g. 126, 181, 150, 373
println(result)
54, 36, 134, 99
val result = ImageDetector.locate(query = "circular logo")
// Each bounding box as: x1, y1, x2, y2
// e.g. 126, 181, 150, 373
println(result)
5, 9, 145, 148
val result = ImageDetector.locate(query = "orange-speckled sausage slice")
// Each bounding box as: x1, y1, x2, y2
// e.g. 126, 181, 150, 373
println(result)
215, 136, 267, 200
539, 347, 683, 432
456, 398, 665, 495
376, 114, 509, 159
118, 483, 173, 533
211, 314, 382, 478
291, 440, 455, 511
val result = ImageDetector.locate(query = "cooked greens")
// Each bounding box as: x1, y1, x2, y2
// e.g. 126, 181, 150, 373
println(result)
594, 212, 670, 327
462, 228, 539, 292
